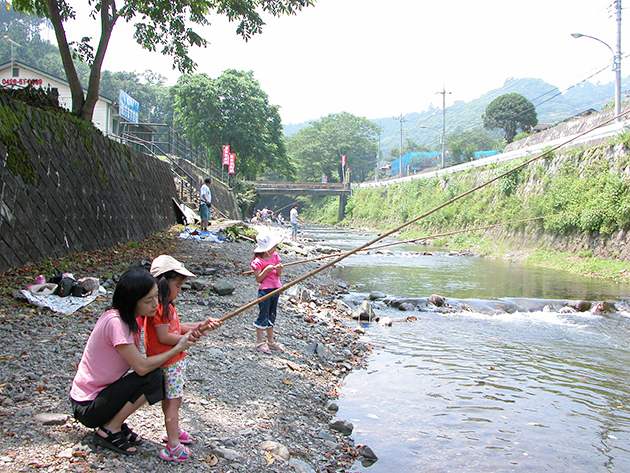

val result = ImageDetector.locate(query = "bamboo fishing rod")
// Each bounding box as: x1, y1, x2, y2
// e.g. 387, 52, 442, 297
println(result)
240, 208, 602, 275
201, 112, 624, 327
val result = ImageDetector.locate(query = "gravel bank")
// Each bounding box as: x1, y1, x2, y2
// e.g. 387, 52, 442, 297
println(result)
0, 225, 371, 472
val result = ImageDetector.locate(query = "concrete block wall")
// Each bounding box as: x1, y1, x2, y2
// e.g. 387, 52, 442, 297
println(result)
0, 94, 178, 273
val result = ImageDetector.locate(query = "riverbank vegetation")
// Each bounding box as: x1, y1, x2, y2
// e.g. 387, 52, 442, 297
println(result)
305, 137, 630, 282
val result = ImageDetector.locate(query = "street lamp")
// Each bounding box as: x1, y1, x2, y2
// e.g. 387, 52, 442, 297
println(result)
419, 124, 445, 167
572, 30, 622, 120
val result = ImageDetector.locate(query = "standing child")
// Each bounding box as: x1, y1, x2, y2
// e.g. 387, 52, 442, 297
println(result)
251, 233, 284, 354
146, 255, 221, 462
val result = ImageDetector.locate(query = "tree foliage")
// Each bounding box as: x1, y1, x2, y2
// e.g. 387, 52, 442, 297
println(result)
286, 112, 380, 182
387, 137, 430, 160
12, 0, 313, 122
173, 69, 291, 181
482, 92, 538, 143
446, 128, 503, 163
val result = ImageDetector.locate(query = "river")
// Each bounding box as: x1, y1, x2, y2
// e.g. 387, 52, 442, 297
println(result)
305, 225, 630, 473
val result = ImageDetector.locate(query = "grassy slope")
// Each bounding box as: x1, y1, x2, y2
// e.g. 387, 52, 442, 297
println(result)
306, 133, 630, 283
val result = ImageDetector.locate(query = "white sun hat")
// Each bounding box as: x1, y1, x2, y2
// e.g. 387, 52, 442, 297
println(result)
150, 255, 196, 278
254, 232, 284, 253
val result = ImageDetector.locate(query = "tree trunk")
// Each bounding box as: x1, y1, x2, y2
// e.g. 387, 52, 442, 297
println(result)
46, 0, 84, 116
82, 0, 117, 123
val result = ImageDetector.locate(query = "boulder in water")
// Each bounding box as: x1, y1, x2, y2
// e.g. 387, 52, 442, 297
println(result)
429, 294, 447, 307
369, 291, 387, 300
565, 300, 592, 312
352, 300, 375, 321
593, 301, 617, 313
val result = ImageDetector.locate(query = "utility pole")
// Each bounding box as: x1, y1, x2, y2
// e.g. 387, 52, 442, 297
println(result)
436, 85, 451, 168
375, 123, 381, 182
396, 113, 406, 176
3, 35, 21, 73
615, 0, 622, 121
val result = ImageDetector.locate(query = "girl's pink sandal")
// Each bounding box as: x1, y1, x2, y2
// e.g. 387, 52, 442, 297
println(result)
268, 342, 285, 352
159, 443, 190, 462
255, 342, 271, 354
162, 428, 196, 444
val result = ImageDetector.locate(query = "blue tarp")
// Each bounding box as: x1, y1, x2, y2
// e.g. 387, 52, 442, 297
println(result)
390, 150, 502, 176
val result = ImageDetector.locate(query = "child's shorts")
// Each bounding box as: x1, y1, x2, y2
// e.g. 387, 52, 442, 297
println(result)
161, 357, 187, 399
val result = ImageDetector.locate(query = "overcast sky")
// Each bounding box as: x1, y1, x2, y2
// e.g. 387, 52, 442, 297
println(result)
60, 0, 627, 125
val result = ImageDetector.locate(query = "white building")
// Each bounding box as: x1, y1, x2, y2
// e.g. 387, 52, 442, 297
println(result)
0, 60, 117, 134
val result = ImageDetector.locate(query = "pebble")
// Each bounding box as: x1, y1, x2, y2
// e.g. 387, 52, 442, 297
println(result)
1, 235, 372, 472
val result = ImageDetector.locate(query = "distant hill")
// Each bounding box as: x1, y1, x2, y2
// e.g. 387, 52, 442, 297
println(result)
284, 77, 624, 156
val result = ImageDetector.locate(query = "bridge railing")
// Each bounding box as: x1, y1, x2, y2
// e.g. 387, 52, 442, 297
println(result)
255, 181, 349, 190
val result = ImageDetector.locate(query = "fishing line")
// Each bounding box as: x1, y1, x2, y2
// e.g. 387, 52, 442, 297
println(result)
240, 208, 604, 275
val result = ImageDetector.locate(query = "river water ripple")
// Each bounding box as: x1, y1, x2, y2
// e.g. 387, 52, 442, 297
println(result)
304, 226, 630, 472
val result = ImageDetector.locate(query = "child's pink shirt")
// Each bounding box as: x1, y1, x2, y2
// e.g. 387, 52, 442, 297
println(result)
251, 253, 282, 289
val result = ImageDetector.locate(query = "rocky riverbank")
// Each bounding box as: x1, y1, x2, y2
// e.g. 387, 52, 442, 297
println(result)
0, 224, 373, 473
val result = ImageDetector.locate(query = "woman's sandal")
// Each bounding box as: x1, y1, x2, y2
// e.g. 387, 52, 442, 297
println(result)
159, 442, 190, 462
121, 423, 143, 445
93, 426, 138, 455
254, 342, 271, 354
162, 427, 196, 444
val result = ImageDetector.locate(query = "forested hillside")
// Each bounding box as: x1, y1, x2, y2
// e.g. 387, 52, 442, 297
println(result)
285, 77, 626, 157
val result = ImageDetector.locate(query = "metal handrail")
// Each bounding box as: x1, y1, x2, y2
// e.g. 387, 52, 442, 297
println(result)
118, 122, 222, 180
116, 132, 198, 202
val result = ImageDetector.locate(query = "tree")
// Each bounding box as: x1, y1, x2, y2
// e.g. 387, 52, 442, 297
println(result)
173, 70, 292, 181
482, 93, 538, 143
446, 129, 503, 163
387, 138, 430, 160
12, 0, 314, 123
287, 112, 380, 182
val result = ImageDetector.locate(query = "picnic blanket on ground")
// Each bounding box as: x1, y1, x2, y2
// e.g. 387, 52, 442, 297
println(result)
178, 229, 222, 243
20, 290, 100, 314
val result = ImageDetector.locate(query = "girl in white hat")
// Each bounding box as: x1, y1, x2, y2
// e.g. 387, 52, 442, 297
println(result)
146, 255, 221, 462
251, 233, 284, 354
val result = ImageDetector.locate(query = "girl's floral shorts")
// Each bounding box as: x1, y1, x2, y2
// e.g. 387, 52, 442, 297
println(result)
161, 358, 187, 399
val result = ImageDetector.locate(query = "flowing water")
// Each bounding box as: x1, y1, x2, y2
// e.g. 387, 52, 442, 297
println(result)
305, 225, 630, 472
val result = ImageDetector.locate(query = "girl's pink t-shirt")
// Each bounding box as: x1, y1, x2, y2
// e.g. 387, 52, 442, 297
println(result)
251, 253, 282, 289
70, 309, 140, 402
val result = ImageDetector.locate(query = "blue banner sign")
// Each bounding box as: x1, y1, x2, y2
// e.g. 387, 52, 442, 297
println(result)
119, 90, 139, 123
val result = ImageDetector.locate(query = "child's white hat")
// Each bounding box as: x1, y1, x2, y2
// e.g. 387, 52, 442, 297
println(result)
254, 233, 284, 253
150, 255, 196, 278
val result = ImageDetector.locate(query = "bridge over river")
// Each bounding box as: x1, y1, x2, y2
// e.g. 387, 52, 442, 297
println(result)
254, 181, 351, 220
255, 181, 351, 196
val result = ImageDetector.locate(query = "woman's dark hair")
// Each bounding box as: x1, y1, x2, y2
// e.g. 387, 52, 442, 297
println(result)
156, 270, 186, 321
112, 268, 156, 334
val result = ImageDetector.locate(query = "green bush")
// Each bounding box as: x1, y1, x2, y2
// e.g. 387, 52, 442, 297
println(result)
336, 141, 630, 238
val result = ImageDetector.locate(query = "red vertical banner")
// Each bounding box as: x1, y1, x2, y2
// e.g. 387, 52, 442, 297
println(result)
228, 153, 236, 174
341, 155, 346, 166
222, 145, 230, 165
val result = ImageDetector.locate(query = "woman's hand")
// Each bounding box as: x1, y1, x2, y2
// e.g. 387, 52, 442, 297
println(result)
175, 332, 197, 352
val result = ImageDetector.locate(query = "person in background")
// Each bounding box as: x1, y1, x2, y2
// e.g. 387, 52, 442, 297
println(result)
199, 178, 212, 232
289, 204, 302, 242
146, 255, 222, 462
250, 233, 284, 354
70, 268, 198, 457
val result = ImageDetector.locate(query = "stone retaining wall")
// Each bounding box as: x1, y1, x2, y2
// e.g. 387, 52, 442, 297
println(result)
0, 95, 178, 273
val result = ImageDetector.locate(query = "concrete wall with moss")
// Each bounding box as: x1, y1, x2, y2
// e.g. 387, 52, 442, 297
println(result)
0, 94, 178, 273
